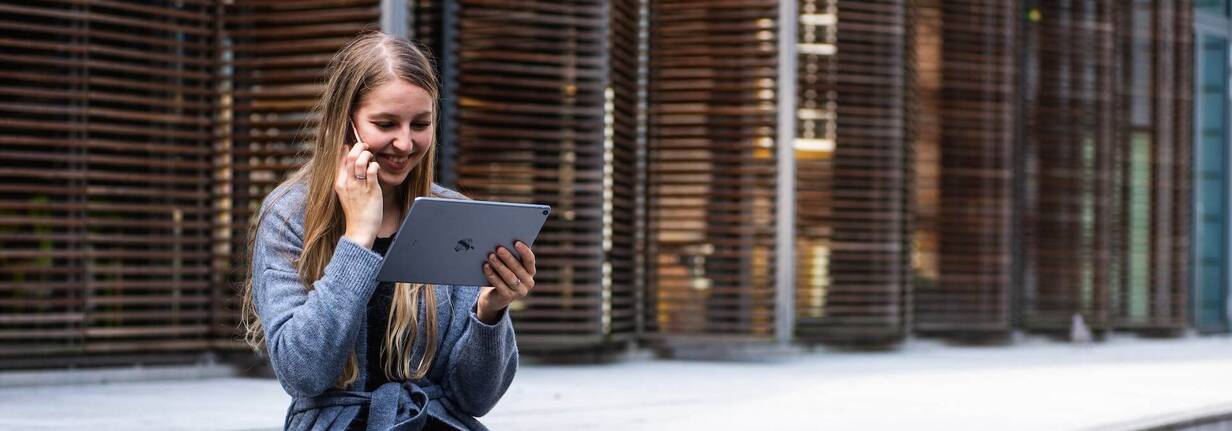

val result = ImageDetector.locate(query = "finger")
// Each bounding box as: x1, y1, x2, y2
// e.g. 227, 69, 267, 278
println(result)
366, 160, 379, 186
483, 263, 513, 295
479, 285, 497, 303
487, 253, 525, 296
498, 251, 531, 297
355, 150, 373, 180
496, 246, 533, 284
341, 142, 364, 182
338, 146, 352, 183
514, 241, 536, 276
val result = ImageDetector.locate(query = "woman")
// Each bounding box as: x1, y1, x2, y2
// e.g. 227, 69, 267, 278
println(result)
239, 31, 535, 431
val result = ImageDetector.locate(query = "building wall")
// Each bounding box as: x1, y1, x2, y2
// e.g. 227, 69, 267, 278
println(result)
0, 0, 1202, 369
0, 1, 219, 368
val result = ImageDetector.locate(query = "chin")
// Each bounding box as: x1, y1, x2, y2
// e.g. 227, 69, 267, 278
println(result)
378, 176, 410, 188
378, 169, 415, 188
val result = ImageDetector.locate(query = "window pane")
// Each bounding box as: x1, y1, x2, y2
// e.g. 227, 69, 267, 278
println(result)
1196, 35, 1229, 331
1196, 0, 1229, 17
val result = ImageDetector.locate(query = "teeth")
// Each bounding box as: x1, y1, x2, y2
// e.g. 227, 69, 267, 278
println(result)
381, 155, 408, 163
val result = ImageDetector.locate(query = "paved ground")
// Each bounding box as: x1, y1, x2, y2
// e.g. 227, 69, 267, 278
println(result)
2, 334, 1232, 430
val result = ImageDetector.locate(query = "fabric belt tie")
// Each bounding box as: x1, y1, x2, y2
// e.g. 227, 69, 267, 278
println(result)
288, 382, 443, 431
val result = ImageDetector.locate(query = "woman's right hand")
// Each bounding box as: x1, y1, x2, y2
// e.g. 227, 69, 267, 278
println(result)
335, 141, 382, 249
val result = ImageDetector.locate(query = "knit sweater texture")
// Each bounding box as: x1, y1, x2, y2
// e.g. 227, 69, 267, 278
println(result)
250, 181, 517, 431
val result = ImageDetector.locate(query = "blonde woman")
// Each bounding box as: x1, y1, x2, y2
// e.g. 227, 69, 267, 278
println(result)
240, 31, 534, 431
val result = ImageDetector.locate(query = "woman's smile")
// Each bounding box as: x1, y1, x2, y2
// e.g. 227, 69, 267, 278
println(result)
378, 153, 411, 171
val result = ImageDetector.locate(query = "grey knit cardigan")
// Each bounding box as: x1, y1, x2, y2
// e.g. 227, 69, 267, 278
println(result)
250, 180, 517, 431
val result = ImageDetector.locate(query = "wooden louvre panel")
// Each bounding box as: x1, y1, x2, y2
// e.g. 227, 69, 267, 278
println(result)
217, 1, 381, 347
411, 0, 452, 184
0, 1, 216, 365
1022, 1, 1120, 330
413, 0, 443, 51
646, 0, 779, 340
607, 0, 644, 345
1165, 1, 1193, 330
794, 0, 911, 342
912, 0, 1017, 334
1110, 0, 1191, 330
448, 0, 641, 350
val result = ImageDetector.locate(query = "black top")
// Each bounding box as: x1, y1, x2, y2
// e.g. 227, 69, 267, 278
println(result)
350, 234, 455, 431
366, 235, 397, 391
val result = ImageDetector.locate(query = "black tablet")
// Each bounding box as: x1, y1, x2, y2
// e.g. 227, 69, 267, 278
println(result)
375, 197, 550, 286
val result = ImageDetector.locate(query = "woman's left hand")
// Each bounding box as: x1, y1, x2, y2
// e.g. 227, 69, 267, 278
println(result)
477, 241, 536, 324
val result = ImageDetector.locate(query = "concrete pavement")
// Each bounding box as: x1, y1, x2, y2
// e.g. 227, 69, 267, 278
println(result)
3, 334, 1232, 430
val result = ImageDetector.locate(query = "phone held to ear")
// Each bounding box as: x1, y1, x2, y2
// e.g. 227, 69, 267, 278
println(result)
351, 122, 364, 146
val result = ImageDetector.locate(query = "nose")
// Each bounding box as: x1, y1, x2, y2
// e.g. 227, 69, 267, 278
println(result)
392, 127, 414, 152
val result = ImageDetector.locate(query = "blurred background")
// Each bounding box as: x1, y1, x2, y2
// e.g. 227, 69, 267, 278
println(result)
1, 0, 1232, 429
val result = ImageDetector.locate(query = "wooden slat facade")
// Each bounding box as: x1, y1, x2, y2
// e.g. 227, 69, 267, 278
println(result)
1022, 0, 1121, 331
445, 0, 642, 351
912, 0, 1018, 334
0, 0, 1205, 369
645, 0, 780, 343
0, 0, 217, 366
1110, 0, 1192, 331
411, 0, 452, 184
794, 0, 912, 343
216, 0, 382, 348
1021, 1, 1191, 333
607, 0, 645, 346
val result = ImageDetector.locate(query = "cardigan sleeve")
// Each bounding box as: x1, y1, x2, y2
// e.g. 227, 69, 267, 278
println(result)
251, 202, 384, 398
441, 291, 519, 417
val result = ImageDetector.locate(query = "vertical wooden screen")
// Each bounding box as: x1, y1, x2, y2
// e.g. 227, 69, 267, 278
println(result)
0, 1, 216, 366
911, 0, 942, 332
609, 0, 646, 345
1022, 1, 1120, 331
1111, 0, 1191, 331
0, 0, 1205, 369
793, 0, 912, 343
646, 0, 780, 343
411, 0, 452, 186
217, 1, 381, 347
447, 0, 641, 351
413, 0, 443, 48
912, 0, 1018, 334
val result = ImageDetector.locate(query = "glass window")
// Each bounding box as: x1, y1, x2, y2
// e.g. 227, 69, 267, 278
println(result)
1195, 34, 1229, 332
1131, 1, 1152, 127
1196, 0, 1229, 17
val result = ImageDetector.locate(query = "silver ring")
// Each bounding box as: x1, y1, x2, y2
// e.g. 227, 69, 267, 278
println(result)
510, 279, 521, 287
354, 174, 366, 180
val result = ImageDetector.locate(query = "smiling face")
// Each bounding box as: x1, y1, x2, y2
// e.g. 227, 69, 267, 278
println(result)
351, 78, 435, 189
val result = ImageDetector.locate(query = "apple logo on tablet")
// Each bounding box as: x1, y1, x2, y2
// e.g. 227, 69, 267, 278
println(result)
455, 238, 474, 252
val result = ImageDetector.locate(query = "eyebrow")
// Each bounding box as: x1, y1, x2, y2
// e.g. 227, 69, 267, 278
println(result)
368, 111, 432, 118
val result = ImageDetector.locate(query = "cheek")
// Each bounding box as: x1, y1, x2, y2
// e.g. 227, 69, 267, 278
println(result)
413, 132, 434, 153
362, 131, 391, 152
414, 146, 431, 160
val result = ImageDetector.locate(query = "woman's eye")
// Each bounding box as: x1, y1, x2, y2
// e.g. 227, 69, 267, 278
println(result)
374, 122, 395, 129
412, 122, 432, 130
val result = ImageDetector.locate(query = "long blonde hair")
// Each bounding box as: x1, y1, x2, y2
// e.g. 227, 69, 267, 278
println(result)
240, 31, 441, 387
